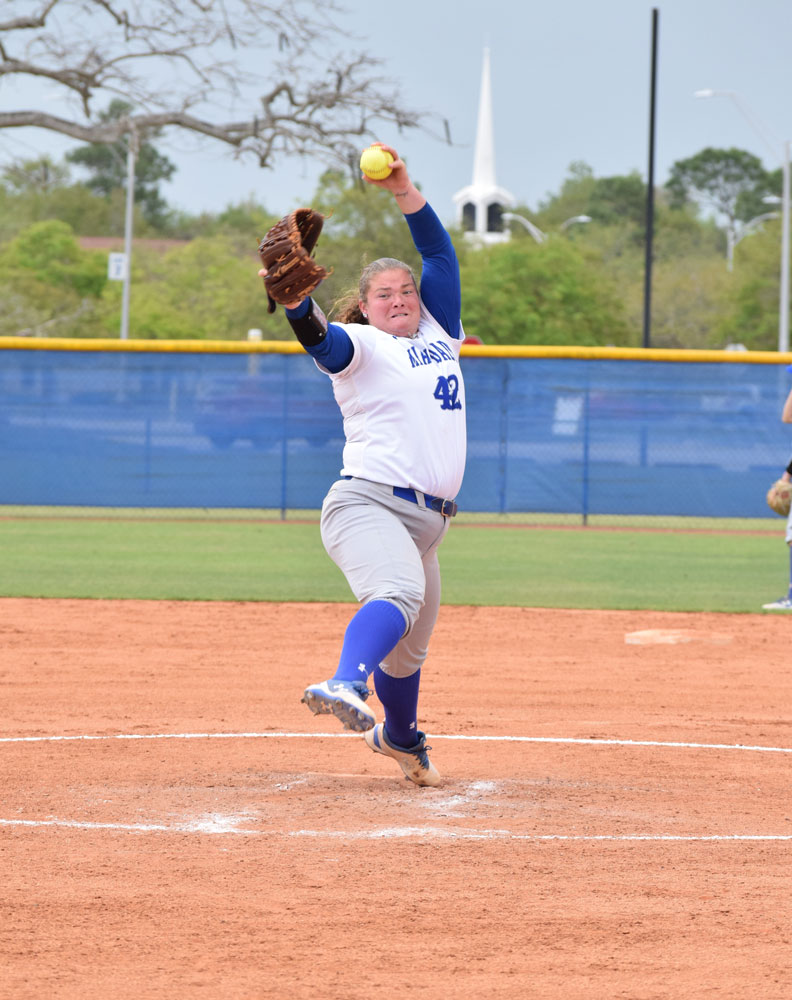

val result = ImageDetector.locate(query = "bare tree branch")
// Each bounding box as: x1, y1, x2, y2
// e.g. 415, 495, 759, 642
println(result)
0, 1, 59, 33
0, 0, 446, 172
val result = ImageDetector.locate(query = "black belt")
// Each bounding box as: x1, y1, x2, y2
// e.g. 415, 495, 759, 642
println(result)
341, 477, 458, 517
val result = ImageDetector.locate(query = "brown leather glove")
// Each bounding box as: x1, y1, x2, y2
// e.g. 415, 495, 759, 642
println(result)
258, 208, 332, 313
766, 479, 792, 517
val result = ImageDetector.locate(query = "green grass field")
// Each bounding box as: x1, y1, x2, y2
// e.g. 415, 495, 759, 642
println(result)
0, 508, 786, 612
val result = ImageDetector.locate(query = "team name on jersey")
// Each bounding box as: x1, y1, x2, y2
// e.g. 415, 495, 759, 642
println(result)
405, 340, 457, 369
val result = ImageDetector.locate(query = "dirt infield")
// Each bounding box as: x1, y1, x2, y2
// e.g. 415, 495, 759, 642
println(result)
2, 598, 791, 999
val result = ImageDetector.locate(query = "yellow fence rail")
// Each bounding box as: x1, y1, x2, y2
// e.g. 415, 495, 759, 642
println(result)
2, 336, 792, 366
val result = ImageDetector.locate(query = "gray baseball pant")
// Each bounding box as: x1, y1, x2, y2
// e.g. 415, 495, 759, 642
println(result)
320, 477, 451, 678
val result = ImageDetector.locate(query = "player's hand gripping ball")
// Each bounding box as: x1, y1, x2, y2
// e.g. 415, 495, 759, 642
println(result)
360, 145, 394, 180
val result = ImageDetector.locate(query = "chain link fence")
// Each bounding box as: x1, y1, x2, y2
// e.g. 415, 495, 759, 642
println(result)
1, 341, 790, 524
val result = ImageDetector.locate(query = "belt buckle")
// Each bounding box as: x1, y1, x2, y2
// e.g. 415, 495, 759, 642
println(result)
439, 498, 457, 517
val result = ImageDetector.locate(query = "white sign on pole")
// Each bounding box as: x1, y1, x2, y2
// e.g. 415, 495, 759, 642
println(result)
108, 252, 127, 281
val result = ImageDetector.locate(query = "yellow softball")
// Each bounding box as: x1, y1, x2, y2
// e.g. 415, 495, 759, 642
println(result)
359, 145, 394, 180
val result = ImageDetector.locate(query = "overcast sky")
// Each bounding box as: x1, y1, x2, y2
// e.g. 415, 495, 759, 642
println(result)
2, 0, 791, 226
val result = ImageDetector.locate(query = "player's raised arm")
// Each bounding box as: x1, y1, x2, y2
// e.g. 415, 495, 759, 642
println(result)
359, 143, 460, 338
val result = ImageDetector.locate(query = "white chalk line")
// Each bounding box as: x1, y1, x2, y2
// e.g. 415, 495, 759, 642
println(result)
1, 817, 791, 842
1, 730, 791, 755
3, 738, 788, 843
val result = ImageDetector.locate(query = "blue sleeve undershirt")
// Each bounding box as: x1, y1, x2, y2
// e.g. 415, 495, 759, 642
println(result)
285, 201, 461, 375
405, 201, 461, 339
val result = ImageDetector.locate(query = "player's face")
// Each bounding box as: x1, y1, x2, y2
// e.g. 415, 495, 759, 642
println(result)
361, 269, 420, 337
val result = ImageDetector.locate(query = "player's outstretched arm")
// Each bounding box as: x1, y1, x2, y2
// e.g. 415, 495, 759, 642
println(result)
257, 264, 353, 372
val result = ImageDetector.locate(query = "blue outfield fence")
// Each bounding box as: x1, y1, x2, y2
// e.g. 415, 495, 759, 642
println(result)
1, 340, 791, 519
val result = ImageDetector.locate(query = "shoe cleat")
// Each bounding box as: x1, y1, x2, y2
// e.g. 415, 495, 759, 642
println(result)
761, 596, 792, 611
301, 679, 376, 731
364, 723, 441, 787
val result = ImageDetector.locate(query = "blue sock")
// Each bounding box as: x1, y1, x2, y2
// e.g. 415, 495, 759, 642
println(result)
332, 600, 406, 684
374, 666, 421, 748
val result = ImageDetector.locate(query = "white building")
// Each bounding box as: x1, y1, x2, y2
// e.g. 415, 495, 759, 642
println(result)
453, 47, 515, 244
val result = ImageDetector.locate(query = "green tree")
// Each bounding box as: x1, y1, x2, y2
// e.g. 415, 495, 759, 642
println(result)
0, 220, 107, 336
667, 148, 774, 268
667, 147, 770, 218
0, 154, 157, 239
3, 145, 784, 350
201, 200, 278, 241
636, 256, 733, 349
110, 236, 277, 340
1, 156, 70, 194
586, 171, 646, 227
651, 202, 724, 262
459, 239, 633, 346
735, 163, 783, 222
66, 100, 176, 226
536, 163, 645, 230
2, 219, 106, 297
716, 218, 784, 350
537, 161, 597, 224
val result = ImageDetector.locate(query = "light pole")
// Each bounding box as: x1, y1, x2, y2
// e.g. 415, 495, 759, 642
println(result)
502, 212, 546, 244
502, 213, 591, 243
559, 214, 592, 232
120, 127, 138, 341
727, 212, 779, 272
695, 89, 790, 352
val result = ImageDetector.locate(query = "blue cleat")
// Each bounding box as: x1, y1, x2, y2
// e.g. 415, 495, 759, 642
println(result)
364, 723, 441, 786
301, 679, 376, 731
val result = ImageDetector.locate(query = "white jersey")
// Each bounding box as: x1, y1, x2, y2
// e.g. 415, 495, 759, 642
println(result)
317, 303, 467, 499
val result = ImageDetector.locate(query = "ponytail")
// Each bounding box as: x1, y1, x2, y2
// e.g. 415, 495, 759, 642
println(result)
332, 293, 368, 325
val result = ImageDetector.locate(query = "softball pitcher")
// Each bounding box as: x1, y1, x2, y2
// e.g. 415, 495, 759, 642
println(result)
260, 143, 466, 785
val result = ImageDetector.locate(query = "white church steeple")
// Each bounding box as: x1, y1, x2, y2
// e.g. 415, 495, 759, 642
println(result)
453, 47, 515, 244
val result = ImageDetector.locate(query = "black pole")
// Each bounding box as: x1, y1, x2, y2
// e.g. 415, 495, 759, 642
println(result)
643, 8, 658, 349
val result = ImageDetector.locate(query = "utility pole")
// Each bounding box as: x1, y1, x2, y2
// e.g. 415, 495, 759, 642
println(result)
120, 127, 138, 340
642, 8, 659, 349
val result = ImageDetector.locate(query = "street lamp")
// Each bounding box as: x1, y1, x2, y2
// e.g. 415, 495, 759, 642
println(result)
727, 212, 779, 272
502, 213, 592, 243
502, 212, 546, 244
560, 214, 592, 231
695, 89, 790, 352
